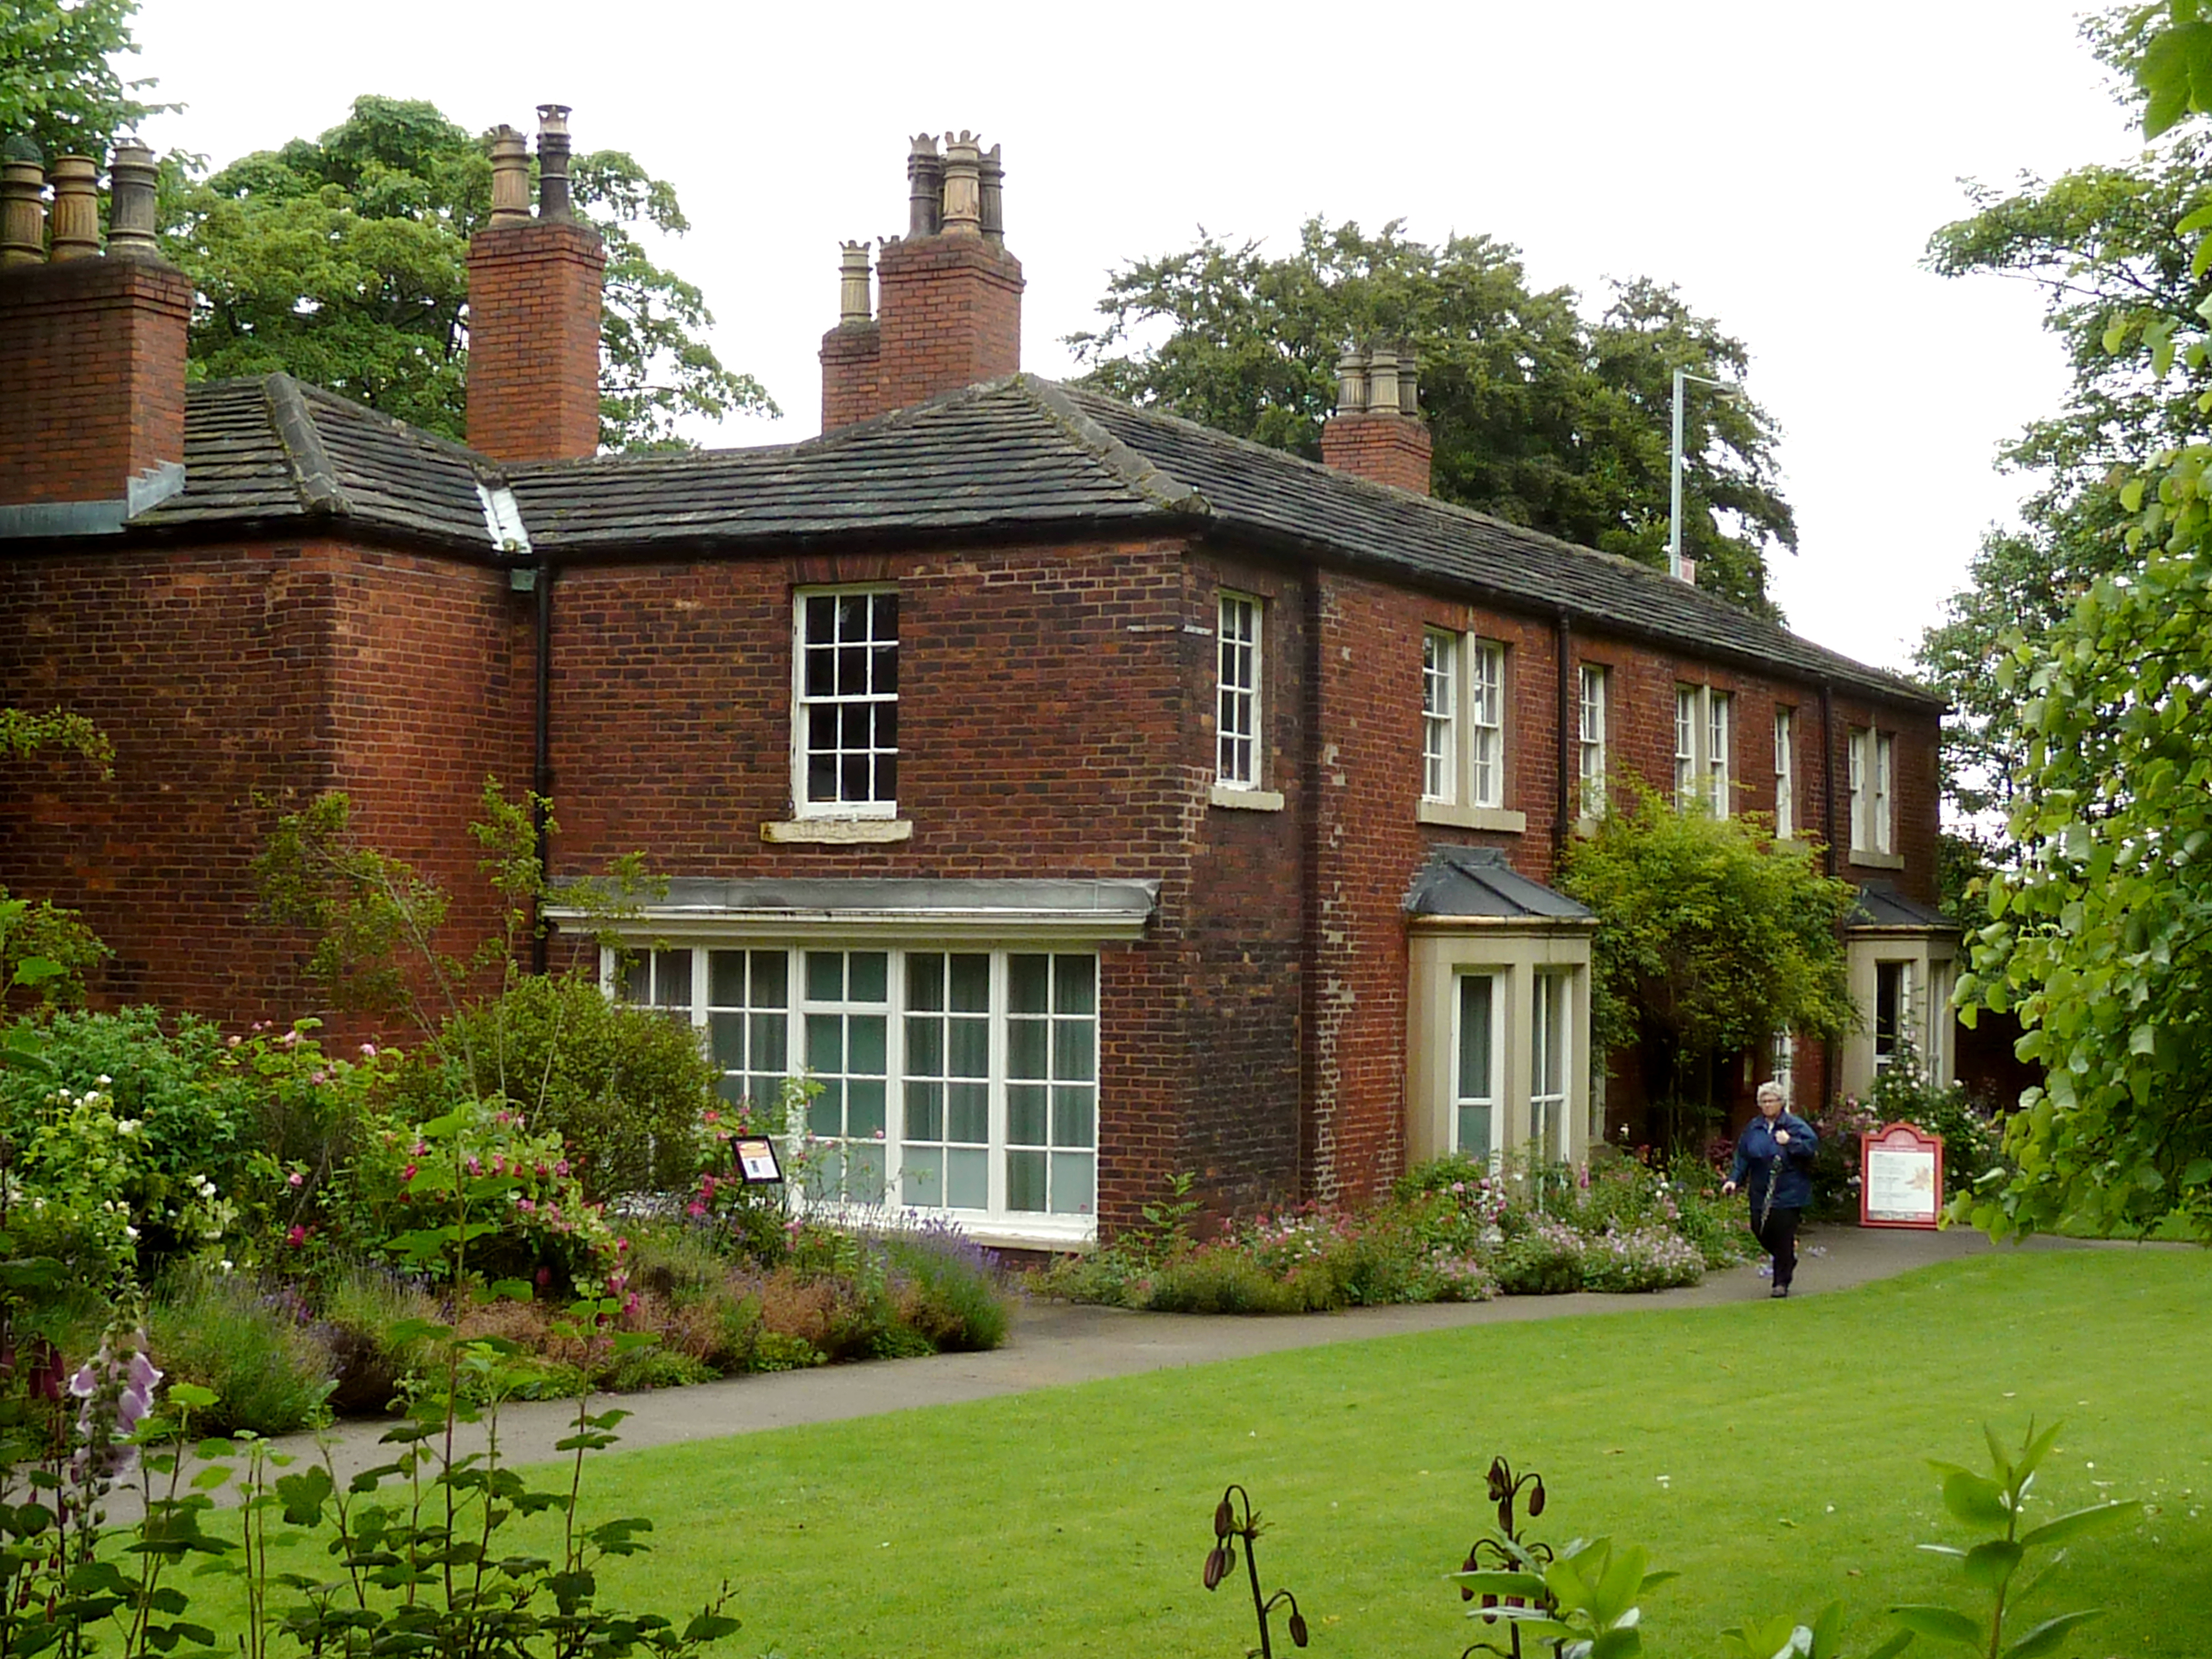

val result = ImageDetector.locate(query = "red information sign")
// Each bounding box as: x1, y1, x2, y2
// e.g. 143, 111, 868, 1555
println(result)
1860, 1121, 1944, 1229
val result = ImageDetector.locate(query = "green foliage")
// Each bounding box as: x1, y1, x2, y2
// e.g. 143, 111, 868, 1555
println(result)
1890, 1418, 2136, 1659
1557, 786, 1858, 1113
1070, 220, 1795, 615
0, 706, 112, 771
0, 883, 106, 1006
401, 971, 718, 1199
1457, 1535, 1676, 1659
0, 0, 165, 163
162, 94, 776, 451
147, 1262, 335, 1436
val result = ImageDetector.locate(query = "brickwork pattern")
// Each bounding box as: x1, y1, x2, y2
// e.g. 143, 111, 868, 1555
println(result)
851, 237, 1022, 427
819, 322, 882, 432
1318, 413, 1433, 497
466, 222, 606, 463
0, 541, 529, 1035
0, 258, 190, 505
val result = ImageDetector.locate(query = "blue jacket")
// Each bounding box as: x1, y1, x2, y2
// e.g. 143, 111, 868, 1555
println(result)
1731, 1110, 1818, 1212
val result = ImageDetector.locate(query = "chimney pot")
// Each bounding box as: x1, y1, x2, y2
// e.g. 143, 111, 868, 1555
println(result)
1396, 342, 1419, 418
46, 155, 100, 260
1333, 346, 1367, 415
535, 103, 573, 221
906, 133, 943, 238
979, 143, 1004, 245
488, 124, 531, 226
1365, 341, 1401, 414
838, 240, 873, 322
0, 141, 45, 267
940, 131, 982, 236
106, 139, 161, 259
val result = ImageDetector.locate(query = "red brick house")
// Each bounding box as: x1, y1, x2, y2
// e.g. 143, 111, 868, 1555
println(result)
0, 119, 1955, 1246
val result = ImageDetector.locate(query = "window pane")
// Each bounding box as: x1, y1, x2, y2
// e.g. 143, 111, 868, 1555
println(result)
1458, 975, 1493, 1108
906, 1018, 945, 1077
872, 592, 899, 637
950, 953, 990, 1012
805, 594, 834, 641
947, 1147, 988, 1209
901, 1146, 944, 1208
1008, 1084, 1047, 1146
905, 1080, 943, 1140
1006, 1149, 1047, 1212
806, 1015, 842, 1074
708, 950, 746, 1008
840, 753, 869, 801
750, 1013, 786, 1075
805, 645, 834, 697
1009, 954, 1049, 1014
710, 1011, 745, 1071
655, 950, 692, 1010
1008, 1020, 1047, 1079
807, 748, 838, 803
806, 951, 843, 1002
949, 1018, 989, 1079
947, 1082, 988, 1144
1052, 1021, 1095, 1083
874, 641, 899, 695
849, 952, 888, 1003
1053, 954, 1096, 1015
1458, 1103, 1493, 1161
847, 1078, 885, 1139
1052, 1085, 1094, 1149
1050, 1152, 1095, 1215
849, 1014, 886, 1074
838, 591, 870, 638
846, 1140, 886, 1203
877, 752, 898, 802
907, 953, 945, 1012
620, 955, 649, 1004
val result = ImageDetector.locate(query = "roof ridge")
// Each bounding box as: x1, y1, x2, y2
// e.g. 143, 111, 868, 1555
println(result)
1058, 383, 1936, 703
1013, 376, 1208, 515
263, 374, 349, 518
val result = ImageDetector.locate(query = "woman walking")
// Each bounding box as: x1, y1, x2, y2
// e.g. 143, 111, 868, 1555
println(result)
1723, 1081, 1818, 1297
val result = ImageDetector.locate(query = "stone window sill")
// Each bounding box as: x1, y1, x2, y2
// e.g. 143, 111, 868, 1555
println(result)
1418, 800, 1527, 834
762, 817, 914, 845
1850, 848, 1906, 871
1210, 782, 1285, 812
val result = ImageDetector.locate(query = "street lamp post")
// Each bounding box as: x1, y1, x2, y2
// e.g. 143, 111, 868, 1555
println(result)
1667, 367, 1739, 583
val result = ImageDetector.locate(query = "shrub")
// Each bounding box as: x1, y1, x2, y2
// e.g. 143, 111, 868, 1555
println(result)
1493, 1219, 1585, 1295
877, 1218, 1009, 1351
316, 1261, 442, 1415
149, 1263, 336, 1436
1579, 1224, 1707, 1292
400, 973, 718, 1199
1140, 1246, 1317, 1314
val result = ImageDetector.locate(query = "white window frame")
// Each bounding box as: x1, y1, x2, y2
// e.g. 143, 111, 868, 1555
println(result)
1217, 592, 1262, 788
1873, 732, 1895, 855
1422, 630, 1456, 804
1850, 728, 1897, 856
1770, 1029, 1796, 1109
1530, 970, 1571, 1162
792, 586, 899, 820
607, 941, 1100, 1241
1849, 730, 1867, 852
1874, 957, 1915, 1071
1453, 971, 1501, 1165
1674, 684, 1731, 816
1578, 664, 1608, 818
1467, 639, 1506, 810
1773, 707, 1796, 839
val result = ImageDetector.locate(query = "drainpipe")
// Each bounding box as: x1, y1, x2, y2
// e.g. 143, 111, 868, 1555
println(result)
531, 557, 554, 976
1819, 679, 1838, 1110
1553, 611, 1573, 859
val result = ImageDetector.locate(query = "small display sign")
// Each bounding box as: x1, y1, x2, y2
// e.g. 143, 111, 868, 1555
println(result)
1860, 1121, 1944, 1229
733, 1136, 785, 1186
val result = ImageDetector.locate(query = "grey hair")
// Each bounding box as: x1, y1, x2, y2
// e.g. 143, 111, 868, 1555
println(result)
1756, 1081, 1786, 1105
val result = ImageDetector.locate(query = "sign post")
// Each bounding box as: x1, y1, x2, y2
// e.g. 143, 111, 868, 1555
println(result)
1860, 1121, 1943, 1229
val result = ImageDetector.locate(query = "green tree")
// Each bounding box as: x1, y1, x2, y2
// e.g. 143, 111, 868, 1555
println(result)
1070, 219, 1795, 616
163, 95, 775, 451
0, 0, 163, 162
1556, 786, 1857, 1139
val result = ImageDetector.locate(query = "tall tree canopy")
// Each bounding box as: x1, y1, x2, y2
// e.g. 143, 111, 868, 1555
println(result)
0, 0, 161, 161
1070, 219, 1796, 617
161, 96, 775, 451
1950, 2, 2212, 1241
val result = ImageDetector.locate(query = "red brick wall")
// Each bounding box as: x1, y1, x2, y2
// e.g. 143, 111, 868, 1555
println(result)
1318, 413, 1433, 496
853, 235, 1022, 426
0, 257, 189, 505
819, 322, 882, 433
466, 222, 605, 463
0, 540, 529, 1033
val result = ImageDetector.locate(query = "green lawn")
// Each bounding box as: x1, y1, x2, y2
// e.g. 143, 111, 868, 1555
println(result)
573, 1249, 2210, 1658
200, 1248, 2212, 1657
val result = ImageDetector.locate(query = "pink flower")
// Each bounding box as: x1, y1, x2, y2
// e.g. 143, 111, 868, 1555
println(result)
615, 1237, 629, 1254
703, 1109, 721, 1124
686, 1201, 708, 1217
359, 1042, 378, 1058
535, 1266, 552, 1287
279, 1030, 299, 1047
519, 1198, 535, 1213
285, 1225, 307, 1248
309, 1070, 328, 1086
287, 1171, 304, 1188
466, 1156, 482, 1176
554, 1160, 569, 1177
401, 1164, 418, 1182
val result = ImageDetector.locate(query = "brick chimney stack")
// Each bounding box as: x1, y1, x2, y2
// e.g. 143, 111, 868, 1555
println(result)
1320, 340, 1433, 496
0, 136, 192, 531
820, 130, 1025, 433
466, 105, 606, 463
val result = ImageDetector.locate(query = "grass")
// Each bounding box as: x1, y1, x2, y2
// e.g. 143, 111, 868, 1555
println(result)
195, 1247, 2212, 1657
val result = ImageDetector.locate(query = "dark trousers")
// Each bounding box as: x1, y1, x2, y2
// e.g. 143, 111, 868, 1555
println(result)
1752, 1205, 1802, 1288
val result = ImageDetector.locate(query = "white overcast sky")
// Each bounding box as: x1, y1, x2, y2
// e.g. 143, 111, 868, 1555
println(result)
128, 1, 2143, 674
